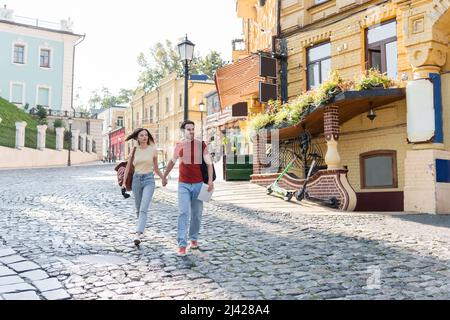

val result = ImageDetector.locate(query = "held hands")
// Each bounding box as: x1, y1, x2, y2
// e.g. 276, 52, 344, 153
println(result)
208, 181, 214, 193
161, 177, 168, 187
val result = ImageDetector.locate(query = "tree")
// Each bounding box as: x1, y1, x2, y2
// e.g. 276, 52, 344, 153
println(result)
137, 40, 227, 92
117, 88, 135, 104
87, 87, 134, 110
194, 51, 227, 79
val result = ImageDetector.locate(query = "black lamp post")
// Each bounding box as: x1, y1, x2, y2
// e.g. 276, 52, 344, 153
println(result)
177, 35, 195, 122
68, 117, 73, 166
108, 125, 112, 163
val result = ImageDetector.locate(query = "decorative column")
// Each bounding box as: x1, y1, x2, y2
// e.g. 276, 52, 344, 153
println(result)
15, 121, 27, 149
401, 4, 450, 214
324, 106, 341, 169
36, 125, 47, 150
79, 133, 87, 152
55, 127, 65, 151
71, 129, 80, 151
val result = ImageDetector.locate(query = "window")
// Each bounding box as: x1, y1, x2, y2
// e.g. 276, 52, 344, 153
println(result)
307, 42, 331, 90
40, 49, 50, 68
144, 108, 148, 123
366, 20, 397, 79
360, 150, 397, 189
136, 112, 139, 126
37, 87, 50, 107
10, 83, 24, 105
179, 94, 182, 109
165, 126, 169, 142
150, 106, 154, 123
166, 97, 170, 113
13, 45, 25, 64
117, 117, 124, 127
314, 0, 328, 4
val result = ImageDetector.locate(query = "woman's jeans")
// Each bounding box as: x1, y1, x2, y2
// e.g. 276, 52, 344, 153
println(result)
132, 173, 155, 233
178, 182, 203, 248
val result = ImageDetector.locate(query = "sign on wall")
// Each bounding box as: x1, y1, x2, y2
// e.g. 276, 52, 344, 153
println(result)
259, 82, 278, 104
406, 79, 435, 143
259, 55, 277, 79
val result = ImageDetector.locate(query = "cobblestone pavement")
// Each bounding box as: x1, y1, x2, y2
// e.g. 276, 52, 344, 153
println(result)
1, 164, 450, 300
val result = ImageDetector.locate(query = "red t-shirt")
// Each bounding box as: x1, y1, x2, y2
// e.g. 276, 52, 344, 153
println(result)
174, 139, 207, 184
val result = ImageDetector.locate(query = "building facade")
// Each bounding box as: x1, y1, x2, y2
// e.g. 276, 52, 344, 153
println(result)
0, 7, 83, 112
97, 106, 126, 161
125, 73, 215, 162
214, 0, 279, 161
248, 0, 450, 214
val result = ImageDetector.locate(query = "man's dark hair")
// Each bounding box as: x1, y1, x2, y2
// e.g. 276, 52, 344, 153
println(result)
180, 120, 195, 130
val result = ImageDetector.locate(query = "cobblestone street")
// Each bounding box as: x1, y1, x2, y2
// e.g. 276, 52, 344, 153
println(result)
1, 164, 450, 300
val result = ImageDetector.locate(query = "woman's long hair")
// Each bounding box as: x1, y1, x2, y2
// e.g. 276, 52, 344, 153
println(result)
126, 128, 155, 145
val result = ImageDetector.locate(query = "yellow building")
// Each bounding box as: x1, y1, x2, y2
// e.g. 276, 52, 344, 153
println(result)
125, 73, 215, 161
249, 0, 450, 214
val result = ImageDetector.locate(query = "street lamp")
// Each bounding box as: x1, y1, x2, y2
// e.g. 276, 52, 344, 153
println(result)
108, 125, 112, 163
68, 118, 73, 167
177, 35, 195, 122
199, 100, 205, 141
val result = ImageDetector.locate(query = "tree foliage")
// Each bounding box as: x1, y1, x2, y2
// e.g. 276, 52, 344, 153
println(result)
137, 40, 227, 92
87, 87, 136, 109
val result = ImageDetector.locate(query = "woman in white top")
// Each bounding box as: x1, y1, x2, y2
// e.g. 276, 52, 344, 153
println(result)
123, 128, 167, 246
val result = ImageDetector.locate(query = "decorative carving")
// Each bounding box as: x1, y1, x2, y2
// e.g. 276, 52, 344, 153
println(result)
407, 41, 447, 69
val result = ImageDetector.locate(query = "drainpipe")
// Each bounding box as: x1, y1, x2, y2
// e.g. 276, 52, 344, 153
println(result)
71, 34, 86, 117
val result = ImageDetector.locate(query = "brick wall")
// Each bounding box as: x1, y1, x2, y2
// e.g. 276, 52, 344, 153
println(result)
251, 168, 356, 211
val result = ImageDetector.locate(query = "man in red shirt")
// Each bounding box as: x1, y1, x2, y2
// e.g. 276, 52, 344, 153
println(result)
163, 120, 214, 256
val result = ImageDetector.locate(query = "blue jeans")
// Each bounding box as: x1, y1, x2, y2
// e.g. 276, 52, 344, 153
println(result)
178, 182, 204, 248
132, 173, 155, 233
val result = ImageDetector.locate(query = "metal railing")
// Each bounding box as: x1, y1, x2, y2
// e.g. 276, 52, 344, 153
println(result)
8, 15, 74, 33
29, 108, 98, 119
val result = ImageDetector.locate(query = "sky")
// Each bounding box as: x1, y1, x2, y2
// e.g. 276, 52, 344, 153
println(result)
5, 0, 243, 107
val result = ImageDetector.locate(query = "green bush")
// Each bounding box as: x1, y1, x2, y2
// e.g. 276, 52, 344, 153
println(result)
36, 105, 48, 125
53, 118, 66, 132
250, 69, 399, 132
355, 69, 393, 90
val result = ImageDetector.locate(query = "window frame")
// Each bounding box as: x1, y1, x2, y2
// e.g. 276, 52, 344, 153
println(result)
306, 41, 331, 90
35, 85, 52, 108
9, 81, 26, 105
360, 150, 398, 189
365, 19, 397, 75
12, 43, 27, 65
150, 106, 154, 123
39, 47, 52, 69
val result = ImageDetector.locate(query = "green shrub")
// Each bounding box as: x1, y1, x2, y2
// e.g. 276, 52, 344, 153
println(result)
36, 105, 48, 125
355, 69, 393, 90
53, 118, 66, 132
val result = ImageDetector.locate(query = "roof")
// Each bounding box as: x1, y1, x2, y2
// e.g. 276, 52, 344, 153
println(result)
215, 54, 260, 109
0, 18, 83, 37
189, 74, 209, 81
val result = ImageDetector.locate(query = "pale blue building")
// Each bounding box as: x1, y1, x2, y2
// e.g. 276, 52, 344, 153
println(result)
0, 7, 83, 112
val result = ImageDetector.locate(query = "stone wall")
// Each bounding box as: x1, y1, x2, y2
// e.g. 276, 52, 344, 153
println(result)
0, 145, 99, 169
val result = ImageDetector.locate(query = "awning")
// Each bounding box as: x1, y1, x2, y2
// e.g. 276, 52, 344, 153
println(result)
269, 88, 406, 140
215, 54, 260, 109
